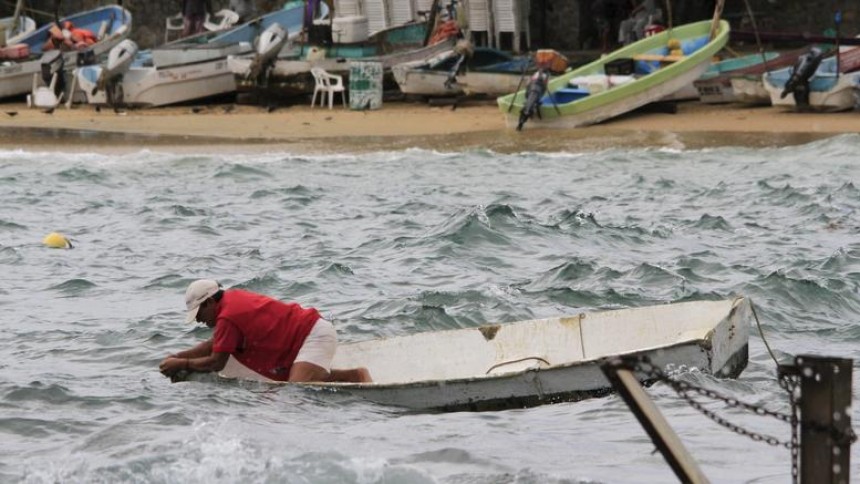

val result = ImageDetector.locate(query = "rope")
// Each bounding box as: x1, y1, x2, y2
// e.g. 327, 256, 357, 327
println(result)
742, 0, 771, 73
749, 298, 781, 369
486, 356, 550, 375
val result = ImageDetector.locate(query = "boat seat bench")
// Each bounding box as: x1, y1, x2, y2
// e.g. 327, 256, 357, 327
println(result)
632, 54, 685, 63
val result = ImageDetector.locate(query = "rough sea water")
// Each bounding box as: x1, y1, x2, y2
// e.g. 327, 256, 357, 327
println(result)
1, 134, 859, 483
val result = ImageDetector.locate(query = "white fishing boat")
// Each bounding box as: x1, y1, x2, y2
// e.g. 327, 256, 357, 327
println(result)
216, 297, 751, 412
762, 47, 860, 112
0, 5, 131, 100
75, 4, 313, 107
392, 44, 533, 97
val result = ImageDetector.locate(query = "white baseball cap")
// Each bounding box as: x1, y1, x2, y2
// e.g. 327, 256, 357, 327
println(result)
185, 279, 221, 323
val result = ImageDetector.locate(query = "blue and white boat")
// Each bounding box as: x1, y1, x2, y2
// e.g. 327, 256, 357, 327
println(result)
0, 5, 131, 99
763, 46, 860, 112
76, 3, 319, 107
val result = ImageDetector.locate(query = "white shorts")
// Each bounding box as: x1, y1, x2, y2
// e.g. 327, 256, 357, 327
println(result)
294, 318, 337, 371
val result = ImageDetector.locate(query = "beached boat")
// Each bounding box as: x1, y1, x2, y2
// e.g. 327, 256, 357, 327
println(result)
214, 297, 751, 412
227, 20, 452, 100
75, 4, 314, 107
497, 19, 729, 129
762, 46, 860, 112
0, 5, 131, 100
392, 43, 534, 97
693, 52, 779, 104
727, 49, 811, 105
1, 14, 36, 44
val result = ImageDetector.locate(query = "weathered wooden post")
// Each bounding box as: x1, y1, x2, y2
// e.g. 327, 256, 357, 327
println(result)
785, 355, 854, 484
601, 357, 710, 484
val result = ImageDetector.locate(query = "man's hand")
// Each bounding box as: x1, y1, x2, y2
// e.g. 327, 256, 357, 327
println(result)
159, 356, 188, 377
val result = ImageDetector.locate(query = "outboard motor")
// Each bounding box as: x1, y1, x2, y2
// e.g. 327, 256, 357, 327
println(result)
95, 39, 138, 108
781, 46, 825, 110
39, 50, 65, 98
444, 39, 474, 90
247, 24, 289, 86
516, 68, 550, 131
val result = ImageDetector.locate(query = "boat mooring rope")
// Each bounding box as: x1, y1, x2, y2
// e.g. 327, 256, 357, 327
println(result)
748, 298, 781, 369
486, 356, 550, 375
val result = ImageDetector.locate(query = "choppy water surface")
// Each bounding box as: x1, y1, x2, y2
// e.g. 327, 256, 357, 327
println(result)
1, 135, 859, 483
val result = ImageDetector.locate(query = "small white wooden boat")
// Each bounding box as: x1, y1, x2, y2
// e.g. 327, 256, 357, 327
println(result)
217, 297, 751, 411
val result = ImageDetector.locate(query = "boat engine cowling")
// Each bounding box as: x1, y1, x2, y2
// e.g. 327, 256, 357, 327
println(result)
93, 39, 138, 108
105, 39, 138, 77
517, 69, 549, 131
247, 24, 289, 84
781, 46, 825, 107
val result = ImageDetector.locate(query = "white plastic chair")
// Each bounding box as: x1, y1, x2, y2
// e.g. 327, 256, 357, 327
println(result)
204, 9, 240, 32
27, 72, 64, 109
310, 67, 346, 109
165, 13, 184, 42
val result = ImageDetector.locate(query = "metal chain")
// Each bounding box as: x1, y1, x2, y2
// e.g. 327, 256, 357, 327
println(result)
624, 357, 859, 453
633, 358, 860, 449
633, 359, 793, 448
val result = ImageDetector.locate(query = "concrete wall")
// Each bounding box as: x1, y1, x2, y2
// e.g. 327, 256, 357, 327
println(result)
6, 0, 860, 50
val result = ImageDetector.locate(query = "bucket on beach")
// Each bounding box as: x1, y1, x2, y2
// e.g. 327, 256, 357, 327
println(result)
349, 60, 383, 111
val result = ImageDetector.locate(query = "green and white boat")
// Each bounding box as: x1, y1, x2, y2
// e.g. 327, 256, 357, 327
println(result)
497, 20, 729, 129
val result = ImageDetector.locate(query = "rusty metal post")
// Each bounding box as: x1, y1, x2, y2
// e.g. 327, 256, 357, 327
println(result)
601, 357, 710, 484
795, 355, 853, 484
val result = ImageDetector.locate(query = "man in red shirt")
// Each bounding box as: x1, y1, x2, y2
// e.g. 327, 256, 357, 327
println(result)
159, 280, 371, 383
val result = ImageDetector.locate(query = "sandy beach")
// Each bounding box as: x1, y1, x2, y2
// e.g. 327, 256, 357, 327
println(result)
0, 99, 858, 152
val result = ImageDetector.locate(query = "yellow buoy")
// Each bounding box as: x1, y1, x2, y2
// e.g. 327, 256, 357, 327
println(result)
43, 232, 73, 249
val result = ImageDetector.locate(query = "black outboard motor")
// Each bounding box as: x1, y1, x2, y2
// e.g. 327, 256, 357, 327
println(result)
443, 54, 467, 90
516, 68, 549, 131
39, 50, 65, 98
781, 47, 825, 110
444, 40, 474, 91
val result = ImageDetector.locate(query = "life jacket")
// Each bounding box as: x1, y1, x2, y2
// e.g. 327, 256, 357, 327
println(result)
428, 20, 460, 46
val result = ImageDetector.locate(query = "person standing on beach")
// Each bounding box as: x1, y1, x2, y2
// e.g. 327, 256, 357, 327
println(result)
159, 279, 372, 383
181, 0, 211, 37
618, 0, 661, 45
591, 0, 612, 52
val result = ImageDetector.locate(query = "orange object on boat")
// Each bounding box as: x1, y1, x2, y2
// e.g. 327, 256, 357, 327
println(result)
69, 27, 97, 44
428, 20, 459, 46
535, 49, 569, 74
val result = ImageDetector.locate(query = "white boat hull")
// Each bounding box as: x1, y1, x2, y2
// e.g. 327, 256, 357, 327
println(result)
696, 78, 736, 104
730, 76, 771, 105
77, 58, 236, 107
217, 298, 751, 411
503, 59, 712, 129
763, 72, 860, 112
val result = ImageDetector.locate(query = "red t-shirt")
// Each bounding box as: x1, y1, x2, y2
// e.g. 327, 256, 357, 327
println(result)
212, 289, 320, 381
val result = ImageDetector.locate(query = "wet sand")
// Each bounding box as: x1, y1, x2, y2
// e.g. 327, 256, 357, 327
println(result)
0, 99, 857, 153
